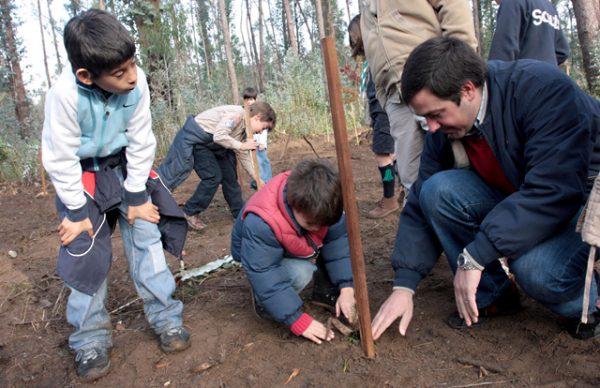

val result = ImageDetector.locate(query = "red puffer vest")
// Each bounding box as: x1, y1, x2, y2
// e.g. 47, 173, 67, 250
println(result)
242, 172, 328, 258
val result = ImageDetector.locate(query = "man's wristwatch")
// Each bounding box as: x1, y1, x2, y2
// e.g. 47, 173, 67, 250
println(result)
457, 251, 484, 271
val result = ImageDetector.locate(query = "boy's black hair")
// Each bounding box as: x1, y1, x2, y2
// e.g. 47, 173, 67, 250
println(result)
286, 159, 343, 227
242, 87, 258, 100
248, 101, 277, 130
400, 37, 487, 106
64, 9, 136, 78
348, 14, 364, 59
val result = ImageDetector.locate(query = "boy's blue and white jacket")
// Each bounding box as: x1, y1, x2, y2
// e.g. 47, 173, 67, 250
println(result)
42, 66, 155, 221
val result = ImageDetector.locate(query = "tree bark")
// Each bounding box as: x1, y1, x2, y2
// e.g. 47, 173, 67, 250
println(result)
472, 0, 481, 55
47, 0, 63, 73
257, 0, 265, 91
283, 0, 299, 55
196, 0, 213, 77
1, 0, 29, 136
218, 0, 240, 103
571, 0, 600, 94
315, 0, 325, 39
37, 0, 52, 88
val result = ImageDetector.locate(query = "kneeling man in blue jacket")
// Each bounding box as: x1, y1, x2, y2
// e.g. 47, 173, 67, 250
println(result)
231, 159, 356, 344
371, 37, 600, 341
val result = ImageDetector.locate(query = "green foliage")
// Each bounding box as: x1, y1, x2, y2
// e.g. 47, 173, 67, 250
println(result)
262, 51, 330, 138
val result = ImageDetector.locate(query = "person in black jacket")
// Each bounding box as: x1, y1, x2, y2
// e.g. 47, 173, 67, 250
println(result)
371, 37, 600, 341
489, 0, 570, 65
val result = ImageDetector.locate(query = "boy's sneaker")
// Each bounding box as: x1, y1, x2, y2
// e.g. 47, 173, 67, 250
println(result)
447, 283, 522, 329
75, 346, 111, 382
567, 312, 600, 340
184, 213, 207, 231
159, 327, 191, 353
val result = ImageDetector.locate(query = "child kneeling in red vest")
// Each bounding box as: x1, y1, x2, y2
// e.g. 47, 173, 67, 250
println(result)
231, 159, 356, 344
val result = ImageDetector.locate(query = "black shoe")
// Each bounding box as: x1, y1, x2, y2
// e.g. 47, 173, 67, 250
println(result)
311, 268, 339, 312
75, 347, 111, 382
567, 311, 600, 340
250, 288, 273, 321
447, 283, 522, 329
159, 327, 191, 353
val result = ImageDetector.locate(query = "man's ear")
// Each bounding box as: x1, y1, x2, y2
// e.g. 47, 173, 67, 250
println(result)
461, 81, 478, 102
75, 68, 94, 86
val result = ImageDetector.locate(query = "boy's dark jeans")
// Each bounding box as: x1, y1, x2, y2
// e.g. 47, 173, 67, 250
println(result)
183, 144, 243, 218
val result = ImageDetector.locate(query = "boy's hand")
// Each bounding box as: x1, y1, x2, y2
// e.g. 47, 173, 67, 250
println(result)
336, 287, 357, 324
58, 217, 93, 246
127, 200, 160, 225
258, 144, 266, 151
240, 139, 258, 151
302, 319, 335, 344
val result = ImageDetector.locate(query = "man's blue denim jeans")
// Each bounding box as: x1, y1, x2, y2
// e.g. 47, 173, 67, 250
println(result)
65, 168, 183, 351
419, 169, 596, 318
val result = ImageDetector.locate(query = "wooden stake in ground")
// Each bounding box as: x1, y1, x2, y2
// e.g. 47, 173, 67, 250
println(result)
321, 36, 375, 359
244, 106, 263, 190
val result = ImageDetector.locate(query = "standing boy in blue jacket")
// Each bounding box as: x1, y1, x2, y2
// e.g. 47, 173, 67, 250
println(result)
371, 37, 600, 341
42, 10, 189, 382
231, 160, 357, 344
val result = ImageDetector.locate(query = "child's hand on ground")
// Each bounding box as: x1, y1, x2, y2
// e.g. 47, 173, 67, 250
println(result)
58, 217, 93, 246
302, 319, 335, 344
128, 201, 160, 225
336, 287, 357, 324
240, 139, 258, 151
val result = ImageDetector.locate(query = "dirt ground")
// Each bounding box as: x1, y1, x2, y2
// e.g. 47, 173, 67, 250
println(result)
1, 134, 599, 387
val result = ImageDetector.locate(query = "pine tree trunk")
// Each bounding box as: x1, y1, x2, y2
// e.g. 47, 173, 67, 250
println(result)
245, 0, 260, 88
196, 0, 213, 77
283, 0, 298, 55
266, 0, 283, 71
47, 0, 63, 73
37, 0, 52, 88
472, 0, 481, 55
218, 0, 240, 104
571, 0, 600, 94
1, 0, 29, 137
294, 0, 314, 51
315, 0, 325, 39
257, 0, 266, 91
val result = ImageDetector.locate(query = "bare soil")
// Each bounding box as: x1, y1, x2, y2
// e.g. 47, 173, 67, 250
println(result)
1, 134, 599, 387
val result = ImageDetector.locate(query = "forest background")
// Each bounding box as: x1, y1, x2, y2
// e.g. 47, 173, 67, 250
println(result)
0, 0, 598, 183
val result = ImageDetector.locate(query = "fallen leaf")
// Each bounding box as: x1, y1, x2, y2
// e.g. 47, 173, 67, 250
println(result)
164, 381, 171, 387
191, 362, 214, 374
479, 366, 489, 378
284, 368, 301, 385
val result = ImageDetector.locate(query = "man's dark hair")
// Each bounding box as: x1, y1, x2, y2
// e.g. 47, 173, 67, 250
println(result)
242, 87, 258, 100
64, 9, 136, 77
400, 37, 487, 106
286, 159, 343, 227
348, 14, 364, 59
248, 101, 277, 130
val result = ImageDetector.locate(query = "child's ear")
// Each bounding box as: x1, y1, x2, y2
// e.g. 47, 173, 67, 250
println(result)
75, 68, 94, 86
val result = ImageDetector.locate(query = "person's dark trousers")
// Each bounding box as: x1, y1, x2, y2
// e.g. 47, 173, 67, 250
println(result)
183, 145, 243, 218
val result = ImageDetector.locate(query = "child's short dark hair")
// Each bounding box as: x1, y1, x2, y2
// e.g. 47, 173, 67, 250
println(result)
249, 101, 277, 130
286, 160, 343, 227
242, 87, 258, 100
64, 9, 136, 78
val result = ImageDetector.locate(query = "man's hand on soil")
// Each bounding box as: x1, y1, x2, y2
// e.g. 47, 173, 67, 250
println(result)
454, 268, 482, 326
371, 288, 414, 340
128, 201, 160, 225
336, 287, 357, 324
58, 217, 93, 246
302, 320, 334, 344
